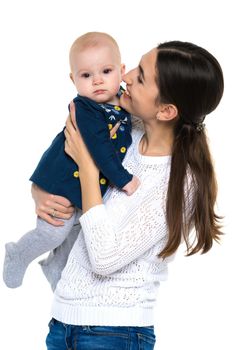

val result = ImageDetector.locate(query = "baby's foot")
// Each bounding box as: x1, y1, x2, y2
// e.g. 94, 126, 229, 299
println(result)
3, 242, 28, 288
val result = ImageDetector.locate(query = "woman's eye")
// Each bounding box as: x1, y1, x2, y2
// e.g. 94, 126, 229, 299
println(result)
103, 69, 112, 74
82, 73, 90, 78
137, 76, 143, 84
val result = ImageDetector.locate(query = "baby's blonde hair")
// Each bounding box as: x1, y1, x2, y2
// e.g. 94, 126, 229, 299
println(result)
69, 32, 121, 72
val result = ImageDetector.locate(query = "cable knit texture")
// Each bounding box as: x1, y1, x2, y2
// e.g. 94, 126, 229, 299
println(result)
51, 118, 193, 326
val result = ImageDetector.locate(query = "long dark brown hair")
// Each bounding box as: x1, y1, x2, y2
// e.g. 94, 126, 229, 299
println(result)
156, 41, 224, 258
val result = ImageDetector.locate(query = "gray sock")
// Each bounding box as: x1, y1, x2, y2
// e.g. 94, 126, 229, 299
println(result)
3, 214, 76, 288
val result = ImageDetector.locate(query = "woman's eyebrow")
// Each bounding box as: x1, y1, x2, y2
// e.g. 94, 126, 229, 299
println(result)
139, 65, 145, 81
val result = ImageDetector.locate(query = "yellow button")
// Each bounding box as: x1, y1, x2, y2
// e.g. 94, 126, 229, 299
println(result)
100, 178, 107, 185
111, 133, 117, 139
114, 106, 121, 111
120, 147, 126, 153
108, 123, 113, 130
73, 171, 79, 178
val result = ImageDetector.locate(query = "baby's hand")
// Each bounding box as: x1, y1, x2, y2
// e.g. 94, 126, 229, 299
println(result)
122, 176, 140, 195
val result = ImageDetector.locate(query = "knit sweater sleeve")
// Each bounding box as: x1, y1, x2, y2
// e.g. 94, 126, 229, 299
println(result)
79, 192, 168, 275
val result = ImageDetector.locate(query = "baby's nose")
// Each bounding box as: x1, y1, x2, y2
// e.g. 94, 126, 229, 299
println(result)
93, 75, 103, 85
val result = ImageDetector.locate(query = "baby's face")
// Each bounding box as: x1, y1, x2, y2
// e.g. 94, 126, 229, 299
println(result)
70, 45, 124, 104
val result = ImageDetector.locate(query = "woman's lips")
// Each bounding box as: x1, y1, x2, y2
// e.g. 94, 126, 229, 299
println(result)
123, 89, 131, 98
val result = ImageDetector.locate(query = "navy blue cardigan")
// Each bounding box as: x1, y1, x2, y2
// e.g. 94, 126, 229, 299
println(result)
30, 95, 132, 209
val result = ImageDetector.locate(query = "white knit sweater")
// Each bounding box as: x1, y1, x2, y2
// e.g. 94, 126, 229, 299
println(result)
51, 120, 182, 326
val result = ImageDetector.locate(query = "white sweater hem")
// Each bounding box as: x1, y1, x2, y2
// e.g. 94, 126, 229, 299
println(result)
51, 298, 155, 327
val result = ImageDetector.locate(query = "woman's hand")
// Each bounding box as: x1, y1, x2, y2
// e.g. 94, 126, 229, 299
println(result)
64, 101, 120, 173
64, 101, 98, 176
64, 101, 121, 213
31, 184, 74, 226
65, 101, 121, 213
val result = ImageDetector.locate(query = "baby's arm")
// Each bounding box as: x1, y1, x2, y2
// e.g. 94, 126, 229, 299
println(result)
122, 175, 140, 195
108, 124, 140, 196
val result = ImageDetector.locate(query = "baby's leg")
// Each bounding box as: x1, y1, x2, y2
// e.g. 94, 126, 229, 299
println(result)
3, 213, 76, 288
39, 214, 81, 291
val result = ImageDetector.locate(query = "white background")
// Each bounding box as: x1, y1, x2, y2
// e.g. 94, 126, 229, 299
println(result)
0, 1, 232, 349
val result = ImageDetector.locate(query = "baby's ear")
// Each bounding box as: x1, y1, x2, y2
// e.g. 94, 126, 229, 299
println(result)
121, 64, 126, 75
69, 72, 75, 84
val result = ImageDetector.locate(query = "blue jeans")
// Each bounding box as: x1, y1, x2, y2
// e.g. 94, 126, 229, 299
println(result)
46, 318, 156, 350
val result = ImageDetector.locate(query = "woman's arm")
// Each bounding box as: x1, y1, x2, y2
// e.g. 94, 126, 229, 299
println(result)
31, 101, 119, 223
64, 101, 102, 213
73, 97, 134, 191
65, 101, 122, 213
79, 196, 168, 275
65, 103, 169, 275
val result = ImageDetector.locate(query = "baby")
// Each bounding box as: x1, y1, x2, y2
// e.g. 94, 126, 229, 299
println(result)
3, 32, 139, 289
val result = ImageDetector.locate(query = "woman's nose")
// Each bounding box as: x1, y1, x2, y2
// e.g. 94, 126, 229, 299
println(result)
122, 70, 133, 85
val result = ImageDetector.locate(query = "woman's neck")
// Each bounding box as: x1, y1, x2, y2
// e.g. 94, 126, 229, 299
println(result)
140, 121, 174, 156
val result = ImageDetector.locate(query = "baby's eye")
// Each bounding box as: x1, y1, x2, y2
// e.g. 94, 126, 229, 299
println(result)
81, 73, 90, 78
103, 69, 112, 74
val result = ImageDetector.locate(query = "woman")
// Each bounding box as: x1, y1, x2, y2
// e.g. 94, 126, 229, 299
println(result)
32, 41, 224, 349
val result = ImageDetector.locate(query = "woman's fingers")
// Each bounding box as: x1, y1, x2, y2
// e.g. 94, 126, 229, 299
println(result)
65, 112, 92, 167
65, 116, 74, 137
110, 122, 120, 138
36, 210, 65, 227
31, 184, 74, 225
51, 194, 73, 210
69, 100, 78, 129
36, 201, 74, 226
44, 196, 74, 217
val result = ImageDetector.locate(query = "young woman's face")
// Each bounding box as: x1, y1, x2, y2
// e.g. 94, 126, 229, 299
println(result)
120, 49, 160, 120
